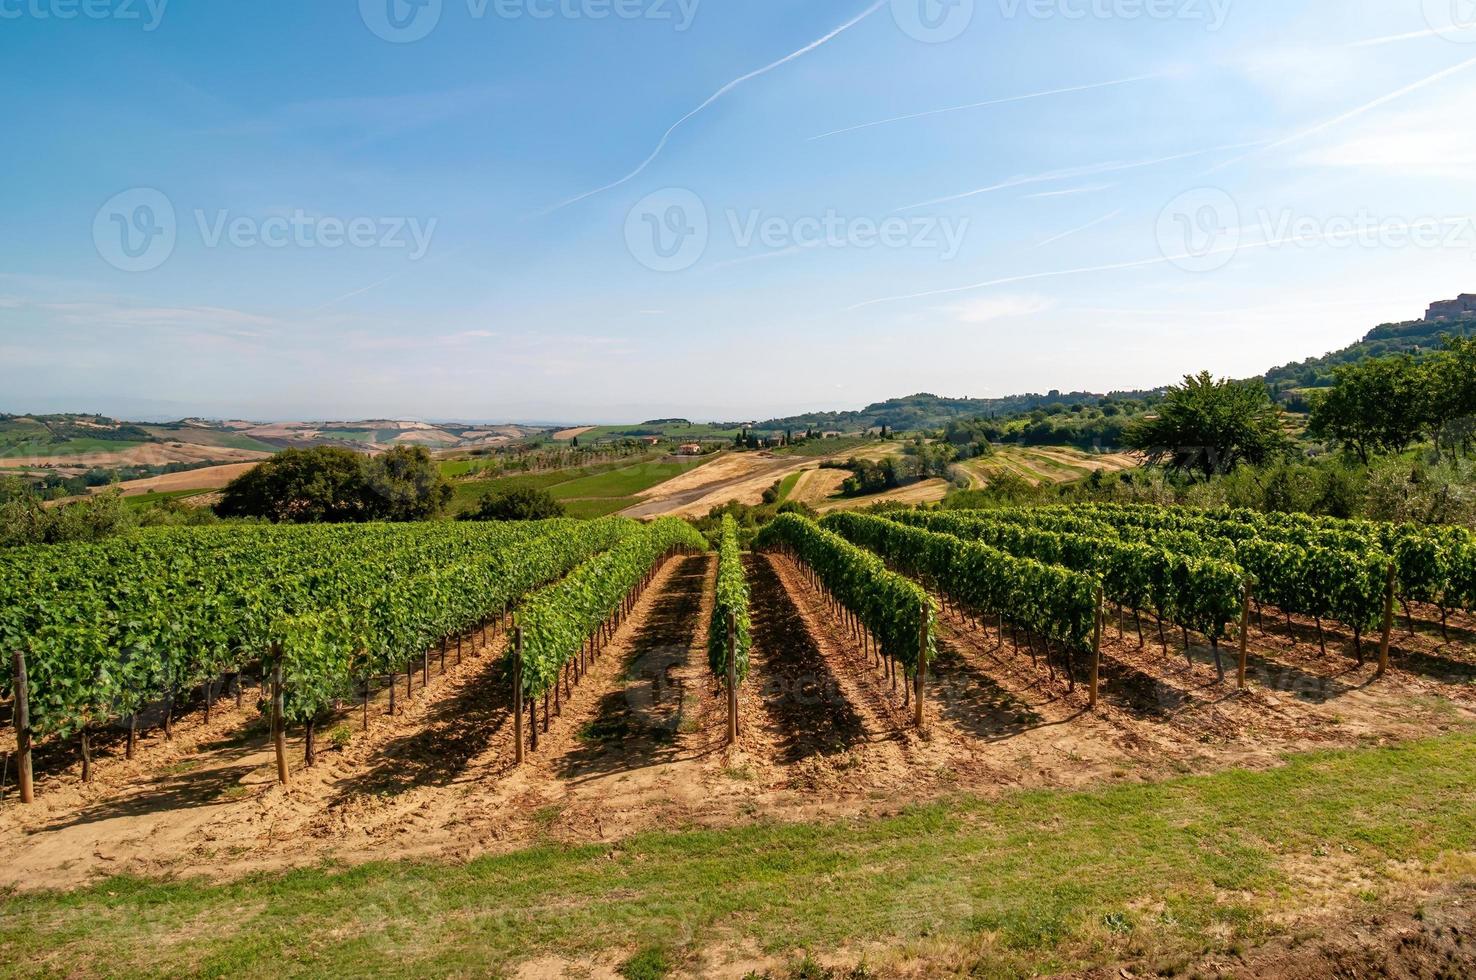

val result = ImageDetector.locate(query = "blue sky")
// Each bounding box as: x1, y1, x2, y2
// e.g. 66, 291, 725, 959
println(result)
2, 0, 1475, 422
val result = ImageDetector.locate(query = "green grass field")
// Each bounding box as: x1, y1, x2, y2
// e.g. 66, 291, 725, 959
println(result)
450, 456, 715, 516
3, 733, 1473, 977
140, 428, 280, 454
774, 437, 869, 458
774, 470, 803, 503
0, 438, 149, 459
546, 459, 711, 500
121, 489, 213, 509
439, 458, 498, 478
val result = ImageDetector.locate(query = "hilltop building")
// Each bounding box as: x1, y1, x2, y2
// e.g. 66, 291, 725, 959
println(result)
1426, 294, 1476, 321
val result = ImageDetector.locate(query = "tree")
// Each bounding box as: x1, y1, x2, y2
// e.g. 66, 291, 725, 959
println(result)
1308, 354, 1426, 462
218, 448, 374, 523
0, 489, 134, 547
1424, 336, 1476, 459
365, 446, 452, 521
217, 446, 451, 523
1126, 372, 1289, 478
460, 486, 566, 522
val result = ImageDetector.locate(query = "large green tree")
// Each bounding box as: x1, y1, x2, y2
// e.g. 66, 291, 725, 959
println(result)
1425, 336, 1476, 459
1308, 354, 1427, 463
217, 445, 451, 523
365, 446, 453, 521
1126, 372, 1289, 478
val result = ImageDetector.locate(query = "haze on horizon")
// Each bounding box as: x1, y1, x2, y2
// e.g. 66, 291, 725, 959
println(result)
3, 0, 1476, 423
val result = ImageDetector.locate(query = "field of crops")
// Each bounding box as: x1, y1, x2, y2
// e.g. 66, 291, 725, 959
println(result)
3, 503, 1475, 975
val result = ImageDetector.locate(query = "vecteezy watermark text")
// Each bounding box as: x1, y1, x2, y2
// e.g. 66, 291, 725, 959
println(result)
359, 0, 698, 43
93, 189, 438, 272
0, 0, 167, 29
623, 188, 970, 272
889, 0, 1231, 43
195, 210, 437, 259
996, 0, 1231, 28
1156, 186, 1476, 274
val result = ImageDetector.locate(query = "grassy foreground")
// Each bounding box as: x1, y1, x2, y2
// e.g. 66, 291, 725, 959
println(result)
4, 733, 1476, 978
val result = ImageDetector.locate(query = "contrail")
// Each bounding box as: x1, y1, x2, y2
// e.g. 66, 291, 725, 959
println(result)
1033, 209, 1123, 249
807, 72, 1162, 141
545, 0, 887, 213
1345, 26, 1473, 47
1208, 55, 1476, 173
898, 141, 1264, 211
1024, 184, 1117, 199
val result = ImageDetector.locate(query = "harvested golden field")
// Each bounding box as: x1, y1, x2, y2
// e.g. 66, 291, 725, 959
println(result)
962, 445, 1139, 487
95, 461, 261, 498
6, 442, 272, 474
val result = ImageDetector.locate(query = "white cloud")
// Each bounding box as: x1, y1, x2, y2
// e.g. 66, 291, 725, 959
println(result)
945, 294, 1055, 324
1291, 97, 1476, 175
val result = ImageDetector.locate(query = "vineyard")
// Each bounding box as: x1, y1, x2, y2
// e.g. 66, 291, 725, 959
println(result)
2, 504, 1475, 973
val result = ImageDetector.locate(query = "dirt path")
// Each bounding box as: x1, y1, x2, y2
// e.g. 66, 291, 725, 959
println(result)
449, 554, 739, 847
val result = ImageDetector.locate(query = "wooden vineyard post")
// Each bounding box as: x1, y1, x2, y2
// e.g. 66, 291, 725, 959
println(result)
514, 628, 525, 764
914, 605, 928, 730
1377, 562, 1396, 679
726, 612, 738, 746
1089, 587, 1104, 709
1237, 583, 1252, 690
270, 655, 289, 786
11, 651, 33, 804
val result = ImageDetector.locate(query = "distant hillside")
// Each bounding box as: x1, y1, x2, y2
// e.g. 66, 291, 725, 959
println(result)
0, 414, 551, 479
1263, 315, 1476, 396
759, 390, 1162, 434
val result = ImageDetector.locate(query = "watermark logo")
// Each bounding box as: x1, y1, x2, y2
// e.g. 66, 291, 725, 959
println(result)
1423, 0, 1476, 42
359, 0, 443, 42
1254, 209, 1476, 255
93, 188, 176, 273
93, 189, 439, 272
995, 0, 1232, 30
625, 188, 710, 273
1156, 187, 1240, 273
625, 188, 970, 273
1157, 190, 1476, 275
891, 0, 974, 43
360, 0, 698, 42
195, 209, 438, 259
0, 0, 170, 30
621, 643, 689, 736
